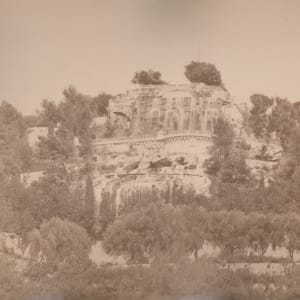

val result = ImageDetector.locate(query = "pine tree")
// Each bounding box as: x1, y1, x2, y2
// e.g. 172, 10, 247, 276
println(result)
84, 175, 95, 234
204, 118, 249, 183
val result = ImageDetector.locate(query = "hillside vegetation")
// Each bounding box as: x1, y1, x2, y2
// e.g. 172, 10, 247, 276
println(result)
1, 83, 300, 299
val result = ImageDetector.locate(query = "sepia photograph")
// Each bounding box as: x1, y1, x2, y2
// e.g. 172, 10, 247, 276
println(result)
1, 0, 300, 299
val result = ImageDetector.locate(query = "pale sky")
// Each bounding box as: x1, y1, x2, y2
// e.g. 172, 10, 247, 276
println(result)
1, 0, 300, 114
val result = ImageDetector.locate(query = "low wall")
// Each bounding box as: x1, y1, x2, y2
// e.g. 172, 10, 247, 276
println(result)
93, 132, 212, 148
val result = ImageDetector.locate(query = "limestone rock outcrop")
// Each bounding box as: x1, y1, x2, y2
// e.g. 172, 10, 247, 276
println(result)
91, 83, 283, 217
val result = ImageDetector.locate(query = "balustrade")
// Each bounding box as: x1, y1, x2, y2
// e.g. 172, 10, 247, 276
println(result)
93, 130, 213, 146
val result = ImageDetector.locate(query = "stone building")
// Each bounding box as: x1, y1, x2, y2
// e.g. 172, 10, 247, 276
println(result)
107, 83, 232, 137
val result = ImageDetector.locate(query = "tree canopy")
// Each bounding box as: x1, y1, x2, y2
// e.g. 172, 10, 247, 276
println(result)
248, 94, 300, 147
184, 61, 222, 86
103, 201, 183, 263
28, 217, 92, 274
204, 118, 250, 183
131, 70, 166, 85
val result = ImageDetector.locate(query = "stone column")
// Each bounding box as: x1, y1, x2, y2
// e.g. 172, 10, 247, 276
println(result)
203, 109, 208, 134
188, 111, 193, 132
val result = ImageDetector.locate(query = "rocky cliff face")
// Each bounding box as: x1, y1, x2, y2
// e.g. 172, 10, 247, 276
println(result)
93, 134, 212, 219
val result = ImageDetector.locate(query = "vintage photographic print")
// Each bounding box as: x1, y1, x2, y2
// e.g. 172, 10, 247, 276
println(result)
1, 0, 300, 299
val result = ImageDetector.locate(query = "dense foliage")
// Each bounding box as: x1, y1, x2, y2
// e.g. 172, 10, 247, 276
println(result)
2, 83, 300, 299
0, 86, 110, 237
131, 69, 166, 85
248, 94, 300, 147
0, 101, 32, 178
204, 118, 250, 183
184, 61, 223, 86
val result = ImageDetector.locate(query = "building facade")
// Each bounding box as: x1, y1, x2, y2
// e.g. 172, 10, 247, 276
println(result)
108, 83, 232, 137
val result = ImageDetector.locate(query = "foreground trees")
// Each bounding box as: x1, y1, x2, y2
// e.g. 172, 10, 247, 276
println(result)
5, 218, 97, 300
103, 202, 183, 263
283, 213, 300, 260
14, 257, 300, 300
27, 217, 92, 276
0, 256, 24, 300
12, 208, 300, 300
181, 205, 208, 259
247, 213, 273, 256
102, 198, 300, 262
3, 82, 300, 299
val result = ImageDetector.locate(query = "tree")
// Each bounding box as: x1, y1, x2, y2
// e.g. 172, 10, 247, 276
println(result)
24, 173, 78, 226
97, 191, 116, 238
268, 98, 298, 147
131, 70, 166, 85
58, 86, 102, 159
248, 94, 273, 138
39, 99, 60, 131
276, 154, 297, 179
269, 214, 285, 252
27, 217, 92, 275
83, 175, 96, 234
58, 86, 93, 137
0, 101, 26, 135
257, 178, 299, 214
210, 181, 253, 212
184, 61, 222, 86
248, 95, 300, 145
37, 125, 75, 162
91, 93, 111, 116
247, 213, 272, 256
204, 118, 250, 183
217, 146, 250, 184
287, 127, 300, 165
181, 205, 208, 259
16, 138, 34, 172
204, 118, 234, 175
0, 204, 20, 234
208, 210, 248, 256
103, 202, 183, 263
78, 127, 93, 158
23, 114, 43, 127
283, 213, 300, 260
0, 101, 28, 179
0, 256, 23, 300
